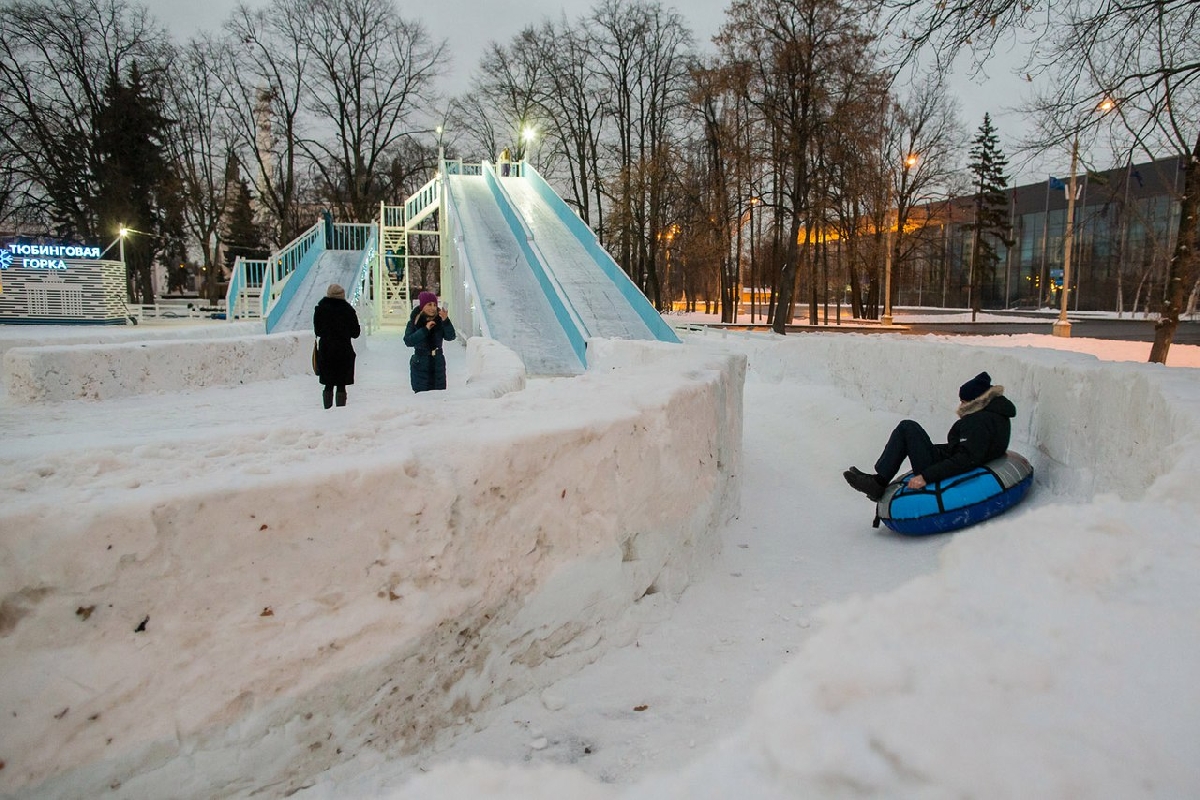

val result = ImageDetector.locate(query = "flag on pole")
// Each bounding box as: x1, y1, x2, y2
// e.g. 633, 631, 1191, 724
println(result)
1048, 176, 1066, 191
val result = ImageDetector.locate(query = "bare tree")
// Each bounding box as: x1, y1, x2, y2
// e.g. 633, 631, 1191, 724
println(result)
531, 17, 610, 230
1072, 3, 1199, 361
164, 36, 238, 301
588, 0, 695, 308
222, 1, 309, 244
718, 0, 880, 332
296, 0, 444, 221
883, 74, 965, 316
445, 93, 502, 164
0, 0, 170, 238
887, 0, 1200, 362
691, 61, 739, 321
470, 30, 547, 163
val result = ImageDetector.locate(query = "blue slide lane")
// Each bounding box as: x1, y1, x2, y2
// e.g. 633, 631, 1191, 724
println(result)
481, 168, 589, 366
522, 166, 679, 344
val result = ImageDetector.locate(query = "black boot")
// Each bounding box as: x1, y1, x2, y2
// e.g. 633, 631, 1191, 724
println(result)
844, 466, 885, 501
335, 388, 347, 407
322, 386, 333, 409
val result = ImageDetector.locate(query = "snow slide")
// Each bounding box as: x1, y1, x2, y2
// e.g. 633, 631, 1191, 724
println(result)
445, 173, 585, 376
269, 250, 366, 334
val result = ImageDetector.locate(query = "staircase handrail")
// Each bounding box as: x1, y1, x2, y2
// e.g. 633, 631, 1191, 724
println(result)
225, 256, 269, 320
349, 224, 378, 334
263, 222, 324, 332
442, 172, 491, 339
403, 176, 439, 224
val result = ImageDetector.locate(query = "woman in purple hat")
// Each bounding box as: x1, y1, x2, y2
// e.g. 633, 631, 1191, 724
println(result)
403, 291, 457, 392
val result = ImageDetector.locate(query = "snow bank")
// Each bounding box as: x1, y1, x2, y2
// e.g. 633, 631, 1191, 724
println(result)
0, 320, 263, 360
391, 331, 1200, 799
3, 330, 311, 403
462, 336, 527, 398
0, 338, 743, 798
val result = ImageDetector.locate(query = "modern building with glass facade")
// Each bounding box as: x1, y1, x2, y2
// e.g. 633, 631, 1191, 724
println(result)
896, 155, 1184, 312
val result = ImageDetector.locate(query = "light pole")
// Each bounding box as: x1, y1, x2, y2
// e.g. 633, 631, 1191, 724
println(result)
520, 126, 536, 173
1052, 98, 1115, 338
882, 153, 918, 326
882, 216, 894, 326
1052, 136, 1080, 337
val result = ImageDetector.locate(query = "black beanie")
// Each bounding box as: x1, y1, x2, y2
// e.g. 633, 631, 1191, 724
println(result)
959, 372, 992, 402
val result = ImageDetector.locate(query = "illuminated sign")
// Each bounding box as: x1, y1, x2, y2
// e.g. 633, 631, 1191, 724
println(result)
0, 242, 102, 271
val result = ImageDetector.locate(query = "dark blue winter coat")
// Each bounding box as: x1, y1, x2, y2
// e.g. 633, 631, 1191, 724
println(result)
403, 306, 457, 392
313, 296, 360, 386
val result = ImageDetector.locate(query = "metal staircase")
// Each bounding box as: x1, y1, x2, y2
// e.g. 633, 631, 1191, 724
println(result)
376, 167, 446, 325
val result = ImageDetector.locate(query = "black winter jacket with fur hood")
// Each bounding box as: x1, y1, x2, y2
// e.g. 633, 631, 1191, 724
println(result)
922, 385, 1016, 483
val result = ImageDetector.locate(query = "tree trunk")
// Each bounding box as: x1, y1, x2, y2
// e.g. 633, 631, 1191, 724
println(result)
772, 215, 802, 335
1149, 136, 1200, 363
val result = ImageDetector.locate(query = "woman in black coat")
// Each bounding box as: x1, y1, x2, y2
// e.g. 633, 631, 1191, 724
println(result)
313, 283, 361, 408
403, 291, 456, 392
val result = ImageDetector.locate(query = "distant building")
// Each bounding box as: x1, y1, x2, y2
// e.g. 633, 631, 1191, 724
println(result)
900, 156, 1183, 312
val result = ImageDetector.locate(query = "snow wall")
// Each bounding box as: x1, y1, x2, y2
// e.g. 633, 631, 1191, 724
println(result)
724, 331, 1200, 501
3, 330, 310, 403
0, 336, 744, 798
396, 330, 1200, 800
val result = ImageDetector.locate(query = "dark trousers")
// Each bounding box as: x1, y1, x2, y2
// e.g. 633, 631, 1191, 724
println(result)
874, 420, 948, 481
322, 385, 347, 408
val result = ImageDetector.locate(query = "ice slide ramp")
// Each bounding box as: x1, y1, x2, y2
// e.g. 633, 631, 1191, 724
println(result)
497, 166, 679, 346
269, 250, 366, 334
445, 167, 677, 376
446, 173, 586, 377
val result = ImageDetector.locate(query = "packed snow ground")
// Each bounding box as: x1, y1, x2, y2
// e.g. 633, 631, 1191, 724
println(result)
321, 326, 1200, 799
2, 314, 1199, 798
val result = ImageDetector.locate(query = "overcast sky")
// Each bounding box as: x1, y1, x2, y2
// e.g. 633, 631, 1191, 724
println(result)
153, 0, 728, 93
150, 0, 1042, 178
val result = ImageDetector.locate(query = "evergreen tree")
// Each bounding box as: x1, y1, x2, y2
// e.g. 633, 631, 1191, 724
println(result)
94, 63, 181, 303
222, 176, 270, 271
965, 113, 1013, 315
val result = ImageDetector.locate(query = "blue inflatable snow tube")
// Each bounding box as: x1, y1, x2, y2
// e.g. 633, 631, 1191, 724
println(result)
877, 451, 1034, 535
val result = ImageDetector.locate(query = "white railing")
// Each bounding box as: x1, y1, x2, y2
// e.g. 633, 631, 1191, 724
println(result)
226, 257, 268, 320
403, 176, 439, 224
129, 300, 227, 321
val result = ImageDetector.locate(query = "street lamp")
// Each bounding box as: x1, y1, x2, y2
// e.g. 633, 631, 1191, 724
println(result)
1053, 98, 1116, 338
1051, 98, 1113, 335
1051, 138, 1080, 337
519, 126, 537, 171
118, 226, 130, 268
882, 153, 919, 326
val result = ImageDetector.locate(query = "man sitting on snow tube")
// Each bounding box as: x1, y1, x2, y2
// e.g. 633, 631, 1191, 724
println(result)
843, 371, 1016, 502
